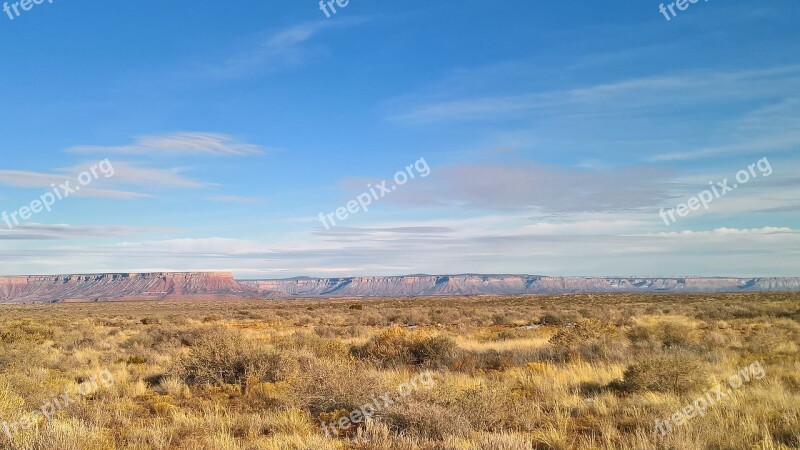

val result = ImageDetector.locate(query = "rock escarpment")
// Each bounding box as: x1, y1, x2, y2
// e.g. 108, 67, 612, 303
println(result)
241, 275, 800, 298
0, 273, 798, 303
0, 272, 248, 303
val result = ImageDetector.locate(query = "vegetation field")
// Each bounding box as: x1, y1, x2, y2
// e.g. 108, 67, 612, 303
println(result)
1, 293, 799, 449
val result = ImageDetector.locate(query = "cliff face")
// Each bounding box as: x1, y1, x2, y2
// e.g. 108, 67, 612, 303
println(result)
0, 273, 798, 304
240, 275, 800, 298
0, 272, 249, 303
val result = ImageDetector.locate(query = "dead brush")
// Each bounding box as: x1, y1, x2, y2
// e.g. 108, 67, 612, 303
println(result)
176, 328, 296, 392
350, 326, 457, 368
548, 319, 627, 362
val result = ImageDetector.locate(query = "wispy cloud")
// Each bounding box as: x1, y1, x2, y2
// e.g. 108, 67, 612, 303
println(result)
314, 226, 455, 237
1, 224, 797, 277
651, 131, 800, 162
0, 224, 165, 240
68, 132, 265, 157
87, 162, 210, 189
392, 65, 800, 124
345, 161, 672, 213
0, 161, 209, 199
205, 22, 333, 78
0, 169, 149, 199
650, 227, 796, 237
651, 99, 800, 161
206, 194, 264, 204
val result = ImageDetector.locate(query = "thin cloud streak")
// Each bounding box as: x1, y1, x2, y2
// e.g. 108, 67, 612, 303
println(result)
392, 65, 800, 124
0, 226, 797, 277
68, 132, 265, 157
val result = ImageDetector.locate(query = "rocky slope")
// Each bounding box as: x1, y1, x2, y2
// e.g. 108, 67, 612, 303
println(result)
0, 273, 798, 304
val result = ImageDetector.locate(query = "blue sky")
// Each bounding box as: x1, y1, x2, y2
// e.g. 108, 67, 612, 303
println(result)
0, 0, 798, 277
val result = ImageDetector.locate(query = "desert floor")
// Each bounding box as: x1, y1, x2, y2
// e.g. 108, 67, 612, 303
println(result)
0, 293, 798, 449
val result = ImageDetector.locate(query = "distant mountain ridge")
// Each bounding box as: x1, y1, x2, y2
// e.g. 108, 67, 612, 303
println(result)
0, 272, 798, 304
240, 274, 800, 298
0, 272, 245, 304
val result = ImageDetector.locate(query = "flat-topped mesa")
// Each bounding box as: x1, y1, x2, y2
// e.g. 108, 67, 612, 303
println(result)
0, 271, 236, 282
239, 275, 800, 298
1, 273, 799, 304
0, 272, 250, 303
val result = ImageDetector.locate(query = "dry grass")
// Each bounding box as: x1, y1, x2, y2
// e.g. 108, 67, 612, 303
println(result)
0, 293, 799, 449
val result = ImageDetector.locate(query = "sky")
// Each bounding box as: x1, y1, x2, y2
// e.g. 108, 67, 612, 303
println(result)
0, 0, 798, 278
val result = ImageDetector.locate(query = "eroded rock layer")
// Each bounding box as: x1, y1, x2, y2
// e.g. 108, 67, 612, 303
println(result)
0, 273, 798, 303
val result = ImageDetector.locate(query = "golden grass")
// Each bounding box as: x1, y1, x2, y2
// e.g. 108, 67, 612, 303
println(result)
0, 293, 798, 448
